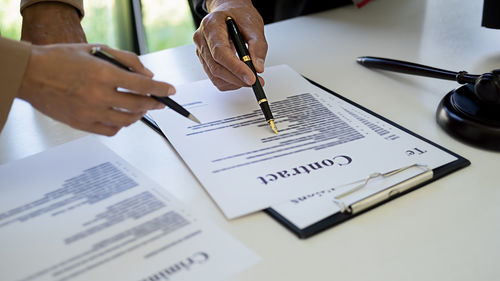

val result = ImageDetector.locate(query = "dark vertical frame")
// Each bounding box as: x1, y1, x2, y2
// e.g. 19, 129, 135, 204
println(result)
129, 0, 147, 54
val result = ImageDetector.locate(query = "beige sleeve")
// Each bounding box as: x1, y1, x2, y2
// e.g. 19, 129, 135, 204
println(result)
20, 0, 84, 17
0, 37, 31, 133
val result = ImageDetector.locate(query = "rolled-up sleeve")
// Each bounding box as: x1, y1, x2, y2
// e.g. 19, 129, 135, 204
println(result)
189, 0, 208, 26
20, 0, 84, 17
0, 38, 31, 132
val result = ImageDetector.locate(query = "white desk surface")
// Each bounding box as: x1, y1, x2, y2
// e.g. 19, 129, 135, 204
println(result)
1, 0, 499, 280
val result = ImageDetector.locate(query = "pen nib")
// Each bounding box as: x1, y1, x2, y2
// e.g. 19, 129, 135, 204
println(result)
188, 114, 201, 124
268, 120, 278, 134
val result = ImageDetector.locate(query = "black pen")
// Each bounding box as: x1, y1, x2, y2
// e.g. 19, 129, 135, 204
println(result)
90, 46, 200, 124
225, 17, 278, 134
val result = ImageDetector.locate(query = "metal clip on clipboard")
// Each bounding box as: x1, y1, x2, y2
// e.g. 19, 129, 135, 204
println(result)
332, 164, 434, 214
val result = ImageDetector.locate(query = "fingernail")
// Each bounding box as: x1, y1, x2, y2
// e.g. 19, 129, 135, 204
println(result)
259, 77, 265, 86
244, 74, 254, 85
168, 87, 176, 95
144, 67, 154, 77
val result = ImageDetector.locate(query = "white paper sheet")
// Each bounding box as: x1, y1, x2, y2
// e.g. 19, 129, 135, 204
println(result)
0, 137, 258, 281
150, 65, 451, 219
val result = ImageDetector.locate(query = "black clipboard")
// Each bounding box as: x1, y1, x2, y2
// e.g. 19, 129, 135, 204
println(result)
265, 78, 470, 239
141, 114, 167, 140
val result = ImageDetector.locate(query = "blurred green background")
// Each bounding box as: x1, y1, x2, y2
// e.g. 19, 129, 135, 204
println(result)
0, 0, 195, 53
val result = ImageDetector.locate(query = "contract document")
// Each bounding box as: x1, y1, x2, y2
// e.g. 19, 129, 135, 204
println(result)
150, 65, 457, 219
0, 137, 258, 281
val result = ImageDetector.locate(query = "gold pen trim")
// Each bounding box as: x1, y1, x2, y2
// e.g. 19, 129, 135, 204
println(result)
258, 98, 268, 104
242, 55, 251, 62
267, 119, 278, 134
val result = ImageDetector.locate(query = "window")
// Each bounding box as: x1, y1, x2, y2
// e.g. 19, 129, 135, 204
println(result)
142, 0, 195, 52
0, 0, 195, 53
0, 0, 22, 39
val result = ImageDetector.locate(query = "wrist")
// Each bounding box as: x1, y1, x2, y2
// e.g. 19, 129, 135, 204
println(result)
21, 2, 86, 44
205, 0, 253, 13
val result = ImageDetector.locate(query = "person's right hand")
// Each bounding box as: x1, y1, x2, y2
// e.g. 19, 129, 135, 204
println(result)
193, 0, 268, 91
18, 44, 175, 136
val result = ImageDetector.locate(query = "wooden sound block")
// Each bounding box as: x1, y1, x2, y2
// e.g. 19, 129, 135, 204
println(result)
436, 83, 500, 151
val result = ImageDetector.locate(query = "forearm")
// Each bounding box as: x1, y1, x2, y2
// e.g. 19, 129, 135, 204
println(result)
0, 37, 31, 132
21, 0, 86, 44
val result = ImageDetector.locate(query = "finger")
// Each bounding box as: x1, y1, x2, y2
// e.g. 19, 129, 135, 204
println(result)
92, 125, 120, 137
195, 29, 249, 87
63, 102, 144, 135
200, 53, 262, 91
100, 108, 145, 128
201, 17, 255, 85
72, 120, 121, 136
257, 75, 265, 86
97, 45, 154, 78
237, 14, 267, 73
106, 90, 166, 113
246, 32, 268, 73
217, 80, 244, 91
197, 47, 264, 90
112, 71, 176, 98
196, 46, 244, 90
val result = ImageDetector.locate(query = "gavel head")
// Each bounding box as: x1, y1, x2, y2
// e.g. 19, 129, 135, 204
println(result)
474, 70, 500, 104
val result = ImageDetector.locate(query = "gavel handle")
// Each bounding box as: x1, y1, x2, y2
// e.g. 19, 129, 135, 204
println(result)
357, 56, 479, 84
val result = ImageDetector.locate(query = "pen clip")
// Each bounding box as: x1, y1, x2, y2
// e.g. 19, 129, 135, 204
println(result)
332, 163, 432, 213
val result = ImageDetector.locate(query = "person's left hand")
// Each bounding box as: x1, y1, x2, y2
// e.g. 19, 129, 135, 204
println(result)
21, 2, 87, 44
193, 0, 268, 91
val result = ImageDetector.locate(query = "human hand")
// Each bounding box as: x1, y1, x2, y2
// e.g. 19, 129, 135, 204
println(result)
21, 2, 87, 44
193, 0, 267, 91
18, 44, 175, 136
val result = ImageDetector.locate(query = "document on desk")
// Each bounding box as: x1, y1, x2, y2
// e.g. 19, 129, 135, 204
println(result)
150, 65, 457, 219
0, 137, 258, 281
